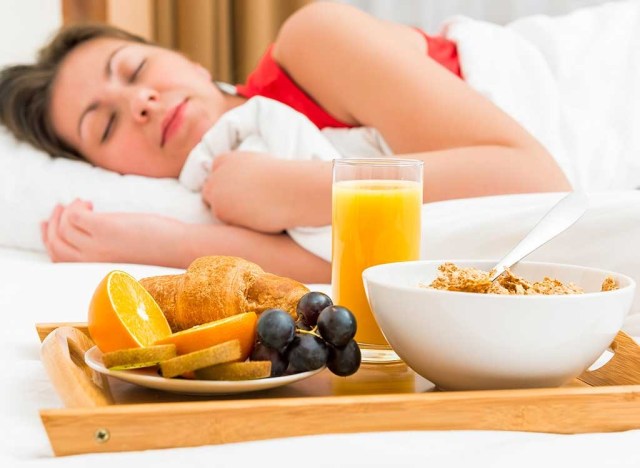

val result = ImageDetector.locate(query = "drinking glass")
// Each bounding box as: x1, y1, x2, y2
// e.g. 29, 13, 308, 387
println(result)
331, 158, 423, 363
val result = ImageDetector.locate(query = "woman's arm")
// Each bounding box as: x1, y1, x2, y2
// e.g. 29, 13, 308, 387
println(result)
182, 223, 330, 283
42, 199, 330, 283
276, 2, 571, 180
274, 2, 568, 159
208, 2, 570, 233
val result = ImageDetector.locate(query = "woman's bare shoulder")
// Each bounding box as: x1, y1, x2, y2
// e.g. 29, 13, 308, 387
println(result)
273, 2, 362, 61
271, 2, 377, 125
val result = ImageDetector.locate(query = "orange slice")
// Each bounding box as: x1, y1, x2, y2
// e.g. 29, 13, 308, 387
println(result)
88, 271, 172, 353
153, 312, 257, 361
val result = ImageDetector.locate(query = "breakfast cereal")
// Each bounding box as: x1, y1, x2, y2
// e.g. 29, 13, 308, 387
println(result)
422, 262, 617, 295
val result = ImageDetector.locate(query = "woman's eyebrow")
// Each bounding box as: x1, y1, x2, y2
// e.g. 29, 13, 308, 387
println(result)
77, 44, 130, 139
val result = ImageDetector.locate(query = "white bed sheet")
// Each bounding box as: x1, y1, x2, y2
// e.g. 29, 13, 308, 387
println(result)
2, 247, 640, 467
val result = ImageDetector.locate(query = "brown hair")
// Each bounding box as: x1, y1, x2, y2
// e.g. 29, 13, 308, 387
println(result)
0, 24, 148, 161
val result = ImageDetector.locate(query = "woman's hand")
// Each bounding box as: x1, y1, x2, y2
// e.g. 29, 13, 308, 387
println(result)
40, 199, 188, 267
202, 151, 288, 233
202, 151, 332, 233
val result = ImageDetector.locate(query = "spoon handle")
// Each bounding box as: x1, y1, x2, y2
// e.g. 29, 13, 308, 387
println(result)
489, 191, 589, 282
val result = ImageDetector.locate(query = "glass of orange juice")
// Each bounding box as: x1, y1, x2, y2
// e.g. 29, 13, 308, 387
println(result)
332, 158, 423, 363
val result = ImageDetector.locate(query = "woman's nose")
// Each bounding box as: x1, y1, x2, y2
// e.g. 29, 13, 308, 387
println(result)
130, 87, 159, 122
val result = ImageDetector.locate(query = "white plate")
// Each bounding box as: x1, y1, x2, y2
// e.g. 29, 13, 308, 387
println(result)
84, 346, 325, 395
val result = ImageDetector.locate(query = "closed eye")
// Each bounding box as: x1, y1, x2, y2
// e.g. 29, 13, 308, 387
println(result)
129, 59, 147, 83
101, 113, 116, 143
100, 59, 146, 143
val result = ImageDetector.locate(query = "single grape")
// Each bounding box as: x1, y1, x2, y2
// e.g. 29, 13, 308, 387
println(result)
250, 342, 288, 377
296, 291, 333, 327
327, 339, 361, 377
317, 306, 357, 348
286, 334, 329, 373
257, 309, 296, 352
295, 318, 312, 331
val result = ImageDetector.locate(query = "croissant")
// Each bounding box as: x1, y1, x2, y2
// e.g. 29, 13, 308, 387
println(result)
139, 256, 309, 331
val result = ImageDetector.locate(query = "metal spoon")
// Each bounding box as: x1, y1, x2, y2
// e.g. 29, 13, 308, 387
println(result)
489, 191, 589, 282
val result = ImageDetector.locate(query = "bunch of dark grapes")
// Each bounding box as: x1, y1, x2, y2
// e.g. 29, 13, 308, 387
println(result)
250, 292, 361, 377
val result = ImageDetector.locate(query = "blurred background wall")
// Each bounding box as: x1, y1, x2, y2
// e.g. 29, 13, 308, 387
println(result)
2, 0, 622, 82
0, 0, 61, 66
61, 0, 311, 84
337, 0, 619, 33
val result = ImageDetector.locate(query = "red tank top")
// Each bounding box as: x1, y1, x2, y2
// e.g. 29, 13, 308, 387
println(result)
235, 30, 461, 130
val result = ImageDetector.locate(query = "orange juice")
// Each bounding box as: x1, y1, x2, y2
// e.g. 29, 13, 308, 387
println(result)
331, 179, 422, 345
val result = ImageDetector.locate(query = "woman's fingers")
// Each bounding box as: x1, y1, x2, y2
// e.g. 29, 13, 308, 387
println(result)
44, 204, 68, 260
59, 199, 93, 239
44, 202, 84, 262
203, 153, 238, 207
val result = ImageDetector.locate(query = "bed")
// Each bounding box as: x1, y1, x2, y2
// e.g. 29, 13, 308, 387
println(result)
3, 1, 640, 466
3, 190, 640, 467
2, 248, 640, 467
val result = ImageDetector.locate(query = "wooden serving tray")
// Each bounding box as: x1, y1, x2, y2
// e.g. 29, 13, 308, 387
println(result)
37, 322, 640, 457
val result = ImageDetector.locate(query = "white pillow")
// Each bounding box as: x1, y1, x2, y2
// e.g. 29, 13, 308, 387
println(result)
0, 128, 213, 251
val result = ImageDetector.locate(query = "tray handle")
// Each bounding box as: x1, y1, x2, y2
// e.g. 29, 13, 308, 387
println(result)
40, 326, 113, 408
578, 331, 640, 386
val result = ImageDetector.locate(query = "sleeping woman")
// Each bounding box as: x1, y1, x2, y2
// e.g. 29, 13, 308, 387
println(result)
0, 1, 570, 283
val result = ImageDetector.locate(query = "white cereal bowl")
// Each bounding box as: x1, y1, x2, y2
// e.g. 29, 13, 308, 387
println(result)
362, 260, 636, 391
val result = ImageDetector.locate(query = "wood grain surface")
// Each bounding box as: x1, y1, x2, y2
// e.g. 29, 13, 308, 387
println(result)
36, 323, 640, 457
40, 326, 113, 408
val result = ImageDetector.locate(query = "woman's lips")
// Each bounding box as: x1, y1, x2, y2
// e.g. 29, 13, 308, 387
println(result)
161, 99, 188, 147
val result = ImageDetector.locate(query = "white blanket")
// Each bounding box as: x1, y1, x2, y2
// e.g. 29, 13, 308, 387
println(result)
180, 97, 341, 191
444, 0, 640, 191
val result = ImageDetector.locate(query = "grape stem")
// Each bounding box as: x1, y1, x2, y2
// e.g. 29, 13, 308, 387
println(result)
297, 326, 321, 339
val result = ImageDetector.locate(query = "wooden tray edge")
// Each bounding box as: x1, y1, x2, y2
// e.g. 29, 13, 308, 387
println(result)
36, 322, 640, 456
40, 383, 640, 456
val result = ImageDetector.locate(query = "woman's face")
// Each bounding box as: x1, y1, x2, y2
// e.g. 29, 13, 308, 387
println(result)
50, 37, 226, 177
